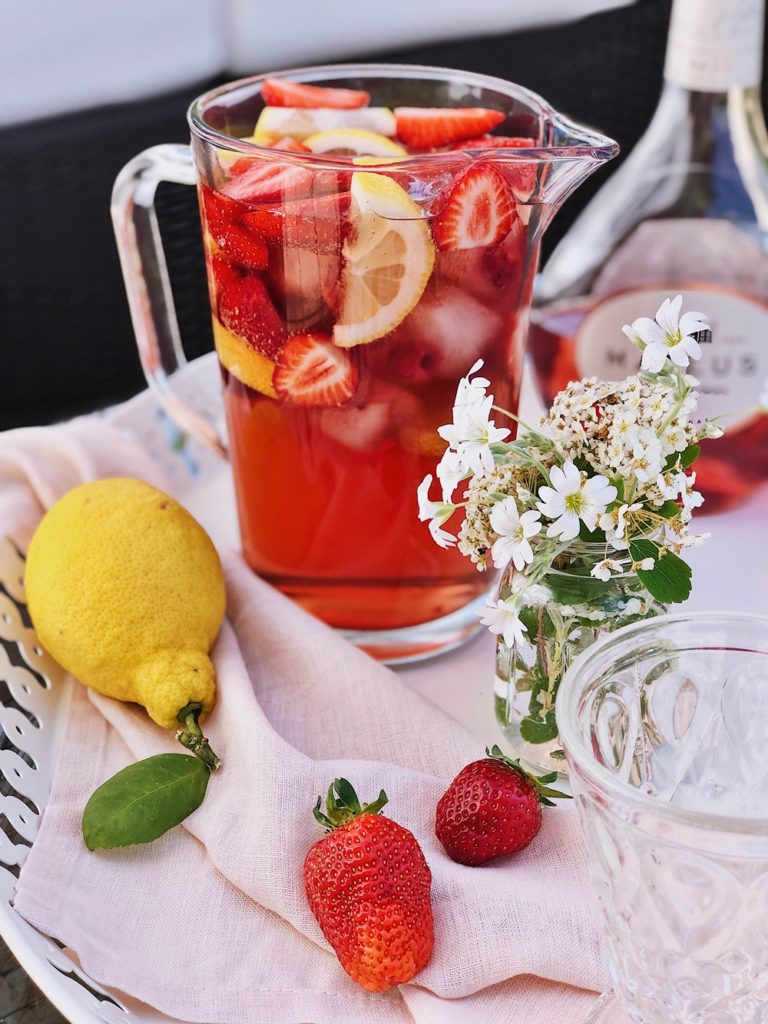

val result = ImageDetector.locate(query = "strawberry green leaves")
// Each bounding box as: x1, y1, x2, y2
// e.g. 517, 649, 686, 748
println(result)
82, 753, 209, 850
313, 778, 388, 831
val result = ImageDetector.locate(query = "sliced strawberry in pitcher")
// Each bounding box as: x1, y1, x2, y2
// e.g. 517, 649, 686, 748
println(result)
394, 107, 505, 149
452, 137, 540, 201
201, 186, 269, 271
201, 185, 241, 235
433, 163, 516, 251
452, 136, 536, 150
269, 136, 311, 152
219, 225, 270, 271
273, 333, 357, 406
210, 252, 243, 296
218, 275, 285, 359
242, 192, 351, 253
223, 160, 315, 205
262, 79, 371, 109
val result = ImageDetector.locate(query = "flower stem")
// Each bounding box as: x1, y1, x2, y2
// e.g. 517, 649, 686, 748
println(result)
176, 704, 221, 771
491, 405, 537, 433
656, 367, 689, 438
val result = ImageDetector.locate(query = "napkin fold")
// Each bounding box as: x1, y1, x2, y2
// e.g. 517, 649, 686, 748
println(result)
1, 419, 607, 1024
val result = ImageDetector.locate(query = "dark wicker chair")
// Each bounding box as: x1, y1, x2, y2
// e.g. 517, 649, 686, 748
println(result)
0, 0, 719, 429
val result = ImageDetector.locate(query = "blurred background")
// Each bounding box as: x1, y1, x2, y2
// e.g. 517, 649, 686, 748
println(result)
0, 0, 731, 428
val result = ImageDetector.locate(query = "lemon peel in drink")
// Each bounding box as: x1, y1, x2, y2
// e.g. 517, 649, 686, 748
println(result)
333, 171, 435, 347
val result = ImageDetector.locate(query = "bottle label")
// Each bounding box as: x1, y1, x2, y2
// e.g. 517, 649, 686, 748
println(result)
575, 286, 768, 430
664, 0, 764, 91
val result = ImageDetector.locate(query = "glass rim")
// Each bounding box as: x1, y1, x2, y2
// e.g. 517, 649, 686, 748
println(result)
186, 61, 619, 168
556, 610, 768, 836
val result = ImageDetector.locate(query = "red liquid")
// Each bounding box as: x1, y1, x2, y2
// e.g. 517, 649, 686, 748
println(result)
529, 302, 768, 513
200, 156, 536, 631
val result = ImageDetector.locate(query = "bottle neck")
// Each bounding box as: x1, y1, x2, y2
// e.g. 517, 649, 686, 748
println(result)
663, 0, 764, 95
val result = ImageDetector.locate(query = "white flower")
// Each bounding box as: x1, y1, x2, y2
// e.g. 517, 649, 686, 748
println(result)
479, 597, 527, 647
537, 460, 618, 541
521, 583, 552, 606
623, 598, 643, 615
621, 322, 645, 350
637, 557, 655, 570
616, 502, 642, 538
489, 497, 542, 570
657, 470, 687, 501
760, 379, 768, 412
591, 558, 625, 582
700, 422, 724, 439
438, 403, 510, 476
429, 519, 457, 549
453, 359, 491, 415
417, 474, 454, 525
435, 449, 467, 502
624, 295, 709, 373
631, 431, 664, 483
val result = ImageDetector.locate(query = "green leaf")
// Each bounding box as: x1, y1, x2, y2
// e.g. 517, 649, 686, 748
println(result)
519, 714, 559, 744
333, 777, 362, 815
629, 540, 692, 604
680, 443, 701, 468
655, 500, 681, 519
82, 753, 209, 850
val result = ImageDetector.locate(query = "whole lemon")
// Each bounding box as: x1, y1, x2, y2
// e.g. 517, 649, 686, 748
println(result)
25, 478, 225, 730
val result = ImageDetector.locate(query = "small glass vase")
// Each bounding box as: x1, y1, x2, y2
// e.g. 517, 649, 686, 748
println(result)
493, 541, 667, 775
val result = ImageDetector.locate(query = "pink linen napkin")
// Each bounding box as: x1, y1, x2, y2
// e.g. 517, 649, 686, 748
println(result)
1, 419, 608, 1024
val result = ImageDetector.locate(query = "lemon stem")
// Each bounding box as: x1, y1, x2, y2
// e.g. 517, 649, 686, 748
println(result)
176, 703, 221, 771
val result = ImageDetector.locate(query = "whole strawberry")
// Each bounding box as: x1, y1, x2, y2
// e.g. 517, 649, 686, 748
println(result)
304, 779, 434, 993
435, 746, 570, 866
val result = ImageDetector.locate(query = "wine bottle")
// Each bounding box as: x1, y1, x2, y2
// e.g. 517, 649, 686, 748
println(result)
530, 0, 768, 511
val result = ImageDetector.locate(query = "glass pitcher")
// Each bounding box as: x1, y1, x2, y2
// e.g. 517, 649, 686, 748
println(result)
111, 63, 617, 663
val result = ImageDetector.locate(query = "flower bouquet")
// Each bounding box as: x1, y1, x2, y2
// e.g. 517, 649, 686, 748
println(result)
418, 296, 723, 773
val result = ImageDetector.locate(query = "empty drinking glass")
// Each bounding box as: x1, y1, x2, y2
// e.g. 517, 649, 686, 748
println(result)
557, 612, 768, 1024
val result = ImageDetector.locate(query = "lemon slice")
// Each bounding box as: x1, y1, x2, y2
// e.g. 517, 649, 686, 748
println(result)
255, 107, 396, 140
304, 129, 407, 157
218, 132, 278, 169
353, 155, 403, 166
333, 172, 435, 348
212, 318, 278, 398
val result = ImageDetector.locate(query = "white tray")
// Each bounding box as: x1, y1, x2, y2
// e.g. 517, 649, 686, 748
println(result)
2, 352, 766, 1024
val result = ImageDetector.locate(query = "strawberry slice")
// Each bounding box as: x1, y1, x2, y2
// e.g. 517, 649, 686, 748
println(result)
242, 192, 351, 254
200, 186, 269, 271
273, 333, 357, 406
452, 135, 537, 151
210, 252, 243, 296
270, 135, 311, 152
262, 79, 370, 109
433, 163, 516, 251
224, 160, 315, 205
218, 275, 285, 359
452, 136, 539, 199
394, 107, 505, 149
214, 224, 269, 271
200, 185, 240, 234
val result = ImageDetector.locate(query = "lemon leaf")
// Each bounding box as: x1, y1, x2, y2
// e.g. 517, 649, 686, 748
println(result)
82, 753, 209, 850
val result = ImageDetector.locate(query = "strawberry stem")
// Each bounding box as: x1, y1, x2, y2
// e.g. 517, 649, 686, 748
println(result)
176, 702, 221, 772
486, 745, 570, 807
312, 778, 388, 830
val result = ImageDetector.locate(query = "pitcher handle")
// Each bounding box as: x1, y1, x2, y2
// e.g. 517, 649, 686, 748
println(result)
111, 144, 228, 458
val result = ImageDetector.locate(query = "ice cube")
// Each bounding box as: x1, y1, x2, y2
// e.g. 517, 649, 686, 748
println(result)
266, 248, 339, 329
386, 285, 501, 384
438, 220, 526, 304
319, 380, 418, 451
